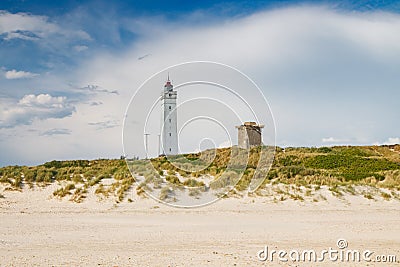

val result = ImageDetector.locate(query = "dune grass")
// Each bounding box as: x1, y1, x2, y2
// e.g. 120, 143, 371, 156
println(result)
53, 183, 76, 198
1, 145, 400, 202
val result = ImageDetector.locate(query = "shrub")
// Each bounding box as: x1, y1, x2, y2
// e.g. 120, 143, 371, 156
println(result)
12, 176, 23, 189
278, 155, 300, 166
188, 188, 201, 197
24, 169, 37, 183
363, 193, 374, 200
71, 174, 83, 184
166, 175, 181, 185
44, 160, 90, 168
87, 176, 102, 186
115, 177, 135, 201
159, 187, 173, 200
329, 186, 343, 197
289, 193, 304, 201
317, 147, 332, 153
381, 192, 391, 200
183, 178, 205, 187
210, 171, 238, 190
305, 154, 400, 181
95, 184, 109, 197
53, 183, 75, 198
65, 183, 75, 191
114, 170, 129, 180
71, 187, 87, 203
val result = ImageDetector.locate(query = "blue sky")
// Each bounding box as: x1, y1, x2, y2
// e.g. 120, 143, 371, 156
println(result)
0, 0, 400, 166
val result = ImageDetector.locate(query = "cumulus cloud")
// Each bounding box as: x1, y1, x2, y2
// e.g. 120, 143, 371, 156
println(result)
19, 94, 65, 106
0, 94, 75, 128
4, 69, 38, 79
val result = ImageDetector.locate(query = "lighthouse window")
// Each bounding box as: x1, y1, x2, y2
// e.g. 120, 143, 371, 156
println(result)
169, 148, 171, 152
169, 93, 172, 97
169, 119, 171, 123
169, 133, 171, 136
169, 106, 171, 110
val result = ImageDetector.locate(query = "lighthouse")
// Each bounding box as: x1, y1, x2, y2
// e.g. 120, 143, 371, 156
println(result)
160, 76, 178, 155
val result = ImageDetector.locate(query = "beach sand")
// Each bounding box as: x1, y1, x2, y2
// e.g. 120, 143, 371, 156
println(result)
0, 184, 399, 266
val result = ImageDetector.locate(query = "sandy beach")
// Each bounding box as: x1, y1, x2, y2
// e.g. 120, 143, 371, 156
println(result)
1, 184, 399, 267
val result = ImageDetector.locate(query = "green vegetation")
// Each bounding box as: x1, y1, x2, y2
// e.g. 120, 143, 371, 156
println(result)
304, 154, 398, 181
210, 171, 239, 190
53, 183, 76, 198
268, 145, 400, 189
141, 145, 400, 194
363, 193, 374, 200
0, 159, 133, 202
1, 145, 400, 202
329, 185, 344, 197
381, 192, 391, 200
116, 176, 134, 202
71, 186, 88, 203
183, 178, 205, 187
165, 175, 181, 185
95, 184, 109, 198
159, 187, 174, 201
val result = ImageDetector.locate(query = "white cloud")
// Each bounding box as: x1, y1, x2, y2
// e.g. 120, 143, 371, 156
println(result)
381, 137, 400, 145
322, 137, 349, 143
2, 6, 400, 165
218, 140, 232, 148
3, 31, 39, 41
19, 94, 66, 106
74, 6, 400, 154
40, 128, 72, 136
322, 137, 335, 143
388, 137, 400, 144
0, 10, 91, 43
122, 6, 400, 70
0, 94, 75, 128
5, 69, 38, 79
0, 10, 56, 37
74, 45, 88, 52
79, 84, 119, 95
88, 119, 120, 129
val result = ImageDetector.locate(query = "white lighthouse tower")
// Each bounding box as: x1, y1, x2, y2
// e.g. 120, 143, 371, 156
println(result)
161, 76, 178, 155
